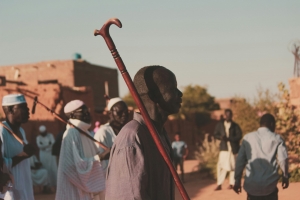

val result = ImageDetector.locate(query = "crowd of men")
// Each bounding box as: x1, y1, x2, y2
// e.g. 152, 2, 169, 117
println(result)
0, 65, 290, 200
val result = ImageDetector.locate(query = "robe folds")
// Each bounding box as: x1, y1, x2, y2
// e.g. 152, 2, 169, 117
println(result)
36, 133, 57, 187
55, 119, 105, 200
29, 155, 49, 186
0, 121, 34, 200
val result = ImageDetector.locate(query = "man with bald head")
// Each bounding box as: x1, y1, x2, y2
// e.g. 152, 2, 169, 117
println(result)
105, 66, 182, 200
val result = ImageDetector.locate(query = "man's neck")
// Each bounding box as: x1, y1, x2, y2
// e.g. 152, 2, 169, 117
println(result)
109, 121, 122, 136
6, 119, 21, 135
141, 99, 169, 133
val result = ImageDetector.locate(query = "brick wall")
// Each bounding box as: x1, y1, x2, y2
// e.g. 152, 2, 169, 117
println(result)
0, 59, 119, 111
73, 61, 119, 112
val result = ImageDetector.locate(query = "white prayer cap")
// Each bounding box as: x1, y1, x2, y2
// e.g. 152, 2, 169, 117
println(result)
2, 94, 26, 106
107, 97, 124, 111
39, 125, 46, 132
64, 100, 84, 114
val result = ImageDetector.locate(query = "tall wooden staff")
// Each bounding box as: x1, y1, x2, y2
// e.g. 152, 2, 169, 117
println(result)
94, 18, 190, 200
15, 89, 108, 150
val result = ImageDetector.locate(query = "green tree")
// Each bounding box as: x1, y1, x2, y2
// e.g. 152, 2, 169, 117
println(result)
180, 84, 220, 115
231, 98, 259, 135
275, 83, 300, 182
253, 86, 278, 116
231, 87, 278, 136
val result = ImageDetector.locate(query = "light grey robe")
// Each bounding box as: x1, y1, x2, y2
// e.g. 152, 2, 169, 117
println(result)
105, 113, 175, 200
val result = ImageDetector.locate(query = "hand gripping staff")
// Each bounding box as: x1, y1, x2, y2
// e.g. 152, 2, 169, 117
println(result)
94, 18, 190, 200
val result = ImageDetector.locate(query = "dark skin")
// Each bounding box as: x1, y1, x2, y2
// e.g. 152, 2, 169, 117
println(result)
2, 103, 35, 166
233, 121, 289, 194
98, 101, 129, 161
109, 101, 129, 136
140, 67, 182, 132
1, 103, 33, 192
67, 104, 110, 160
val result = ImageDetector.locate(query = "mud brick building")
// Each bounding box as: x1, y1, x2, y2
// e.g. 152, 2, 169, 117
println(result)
0, 59, 119, 111
0, 59, 119, 146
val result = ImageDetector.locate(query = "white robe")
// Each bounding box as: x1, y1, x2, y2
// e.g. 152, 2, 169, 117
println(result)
0, 121, 34, 200
94, 123, 116, 170
29, 155, 49, 186
36, 133, 57, 187
55, 119, 105, 200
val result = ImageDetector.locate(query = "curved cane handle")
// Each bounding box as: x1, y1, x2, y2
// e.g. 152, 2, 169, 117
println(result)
94, 18, 122, 51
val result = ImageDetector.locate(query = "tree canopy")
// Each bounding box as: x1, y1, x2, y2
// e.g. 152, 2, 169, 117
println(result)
180, 84, 220, 115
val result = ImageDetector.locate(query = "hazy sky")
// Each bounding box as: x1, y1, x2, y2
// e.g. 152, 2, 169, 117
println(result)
1, 1, 299, 99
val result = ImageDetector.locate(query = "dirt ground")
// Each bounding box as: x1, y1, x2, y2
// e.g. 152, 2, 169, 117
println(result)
34, 160, 300, 200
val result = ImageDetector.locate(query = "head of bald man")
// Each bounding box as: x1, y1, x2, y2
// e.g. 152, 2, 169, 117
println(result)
133, 65, 183, 117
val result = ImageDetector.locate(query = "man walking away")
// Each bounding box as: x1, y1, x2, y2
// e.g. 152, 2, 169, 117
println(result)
233, 113, 289, 200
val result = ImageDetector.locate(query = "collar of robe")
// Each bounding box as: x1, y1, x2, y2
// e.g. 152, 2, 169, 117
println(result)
68, 119, 91, 132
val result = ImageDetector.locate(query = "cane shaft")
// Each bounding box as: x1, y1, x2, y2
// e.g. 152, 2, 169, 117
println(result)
0, 122, 25, 146
18, 92, 108, 150
95, 18, 190, 200
38, 101, 108, 150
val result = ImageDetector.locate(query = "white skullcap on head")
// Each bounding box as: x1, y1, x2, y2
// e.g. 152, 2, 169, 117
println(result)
64, 100, 84, 114
107, 97, 124, 111
39, 125, 46, 133
2, 94, 26, 106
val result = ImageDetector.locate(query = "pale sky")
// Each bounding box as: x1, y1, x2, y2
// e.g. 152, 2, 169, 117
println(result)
1, 0, 299, 99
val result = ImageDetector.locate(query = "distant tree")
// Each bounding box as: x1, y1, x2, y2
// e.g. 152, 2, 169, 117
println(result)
230, 86, 278, 136
122, 92, 137, 109
275, 83, 300, 182
253, 86, 278, 116
180, 85, 220, 116
231, 98, 259, 135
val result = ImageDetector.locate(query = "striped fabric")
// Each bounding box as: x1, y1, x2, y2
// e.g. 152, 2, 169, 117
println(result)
55, 122, 105, 200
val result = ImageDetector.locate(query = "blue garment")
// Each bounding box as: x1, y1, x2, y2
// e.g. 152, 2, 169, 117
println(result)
234, 127, 288, 196
172, 141, 187, 158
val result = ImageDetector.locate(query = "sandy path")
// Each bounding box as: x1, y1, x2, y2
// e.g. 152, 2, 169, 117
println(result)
35, 160, 299, 200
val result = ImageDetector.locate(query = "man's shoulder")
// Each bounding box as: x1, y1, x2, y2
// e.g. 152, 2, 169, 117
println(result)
216, 121, 224, 126
243, 131, 257, 139
114, 120, 146, 147
95, 123, 111, 135
214, 121, 224, 129
122, 119, 145, 131
231, 121, 240, 127
63, 127, 80, 139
